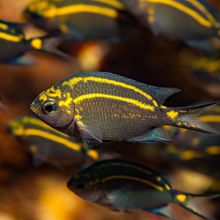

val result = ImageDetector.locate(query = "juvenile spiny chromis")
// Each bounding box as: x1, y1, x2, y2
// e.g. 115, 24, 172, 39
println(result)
8, 115, 101, 167
0, 19, 67, 65
30, 71, 219, 147
24, 0, 137, 42
67, 159, 219, 219
122, 0, 220, 51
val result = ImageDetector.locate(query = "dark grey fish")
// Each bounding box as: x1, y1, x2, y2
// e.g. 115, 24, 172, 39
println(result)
0, 19, 68, 65
30, 71, 219, 147
67, 159, 219, 219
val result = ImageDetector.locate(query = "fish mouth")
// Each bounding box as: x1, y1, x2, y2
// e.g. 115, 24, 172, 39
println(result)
30, 102, 38, 114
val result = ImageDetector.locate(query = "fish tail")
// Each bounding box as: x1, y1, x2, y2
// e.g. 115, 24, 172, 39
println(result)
28, 34, 71, 59
174, 190, 219, 219
164, 102, 219, 134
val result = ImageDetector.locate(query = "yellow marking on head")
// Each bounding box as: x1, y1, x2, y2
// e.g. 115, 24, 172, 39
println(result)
46, 87, 62, 98
0, 32, 22, 42
186, 0, 217, 25
200, 115, 220, 123
87, 149, 99, 160
103, 175, 164, 191
58, 92, 72, 108
73, 93, 155, 111
0, 23, 8, 30
166, 110, 179, 120
92, 0, 125, 9
31, 38, 42, 49
64, 76, 156, 104
146, 0, 213, 28
22, 128, 81, 151
206, 146, 220, 155
43, 4, 118, 18
176, 194, 187, 203
39, 87, 62, 101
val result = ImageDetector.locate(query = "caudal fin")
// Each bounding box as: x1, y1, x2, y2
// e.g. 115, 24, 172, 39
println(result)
167, 102, 220, 134
29, 34, 71, 59
174, 190, 219, 219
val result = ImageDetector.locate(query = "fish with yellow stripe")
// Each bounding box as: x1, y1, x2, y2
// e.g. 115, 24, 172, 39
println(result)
30, 71, 219, 147
0, 19, 68, 65
7, 115, 115, 167
24, 0, 137, 42
67, 159, 219, 219
123, 0, 220, 50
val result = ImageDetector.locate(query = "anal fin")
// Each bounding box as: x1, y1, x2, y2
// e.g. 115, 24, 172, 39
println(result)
128, 127, 172, 143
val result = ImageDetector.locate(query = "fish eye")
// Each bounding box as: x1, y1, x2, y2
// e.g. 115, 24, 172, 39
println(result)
41, 101, 58, 114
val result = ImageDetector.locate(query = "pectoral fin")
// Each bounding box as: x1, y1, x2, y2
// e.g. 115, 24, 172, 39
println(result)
150, 206, 174, 219
75, 120, 103, 148
128, 127, 172, 143
8, 56, 35, 66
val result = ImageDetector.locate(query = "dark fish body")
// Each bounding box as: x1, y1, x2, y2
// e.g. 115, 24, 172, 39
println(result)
8, 115, 101, 167
30, 71, 219, 146
0, 19, 67, 65
68, 159, 217, 218
122, 0, 220, 49
24, 0, 137, 42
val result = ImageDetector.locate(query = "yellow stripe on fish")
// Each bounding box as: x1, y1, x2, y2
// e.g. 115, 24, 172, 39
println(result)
186, 0, 217, 25
144, 0, 215, 28
0, 32, 22, 42
0, 23, 8, 30
62, 76, 157, 105
19, 128, 81, 151
73, 93, 155, 111
92, 0, 125, 10
103, 175, 164, 191
43, 4, 119, 18
21, 116, 68, 137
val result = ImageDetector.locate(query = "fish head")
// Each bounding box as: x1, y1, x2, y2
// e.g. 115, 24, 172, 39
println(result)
30, 85, 74, 131
67, 170, 102, 202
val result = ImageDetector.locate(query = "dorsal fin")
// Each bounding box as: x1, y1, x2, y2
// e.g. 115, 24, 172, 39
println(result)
73, 72, 181, 105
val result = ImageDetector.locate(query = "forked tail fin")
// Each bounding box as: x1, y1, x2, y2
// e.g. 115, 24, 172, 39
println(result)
174, 190, 219, 219
165, 102, 220, 134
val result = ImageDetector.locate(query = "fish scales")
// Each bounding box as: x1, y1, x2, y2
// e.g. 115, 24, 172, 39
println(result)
52, 72, 161, 139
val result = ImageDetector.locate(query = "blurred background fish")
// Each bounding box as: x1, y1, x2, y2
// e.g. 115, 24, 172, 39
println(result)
68, 159, 219, 219
122, 0, 220, 52
0, 19, 69, 65
7, 115, 118, 168
24, 0, 139, 43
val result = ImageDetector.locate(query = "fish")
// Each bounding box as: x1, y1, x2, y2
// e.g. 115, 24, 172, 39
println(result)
7, 115, 103, 167
0, 19, 68, 65
30, 71, 219, 147
24, 0, 137, 42
122, 0, 220, 50
67, 158, 219, 219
